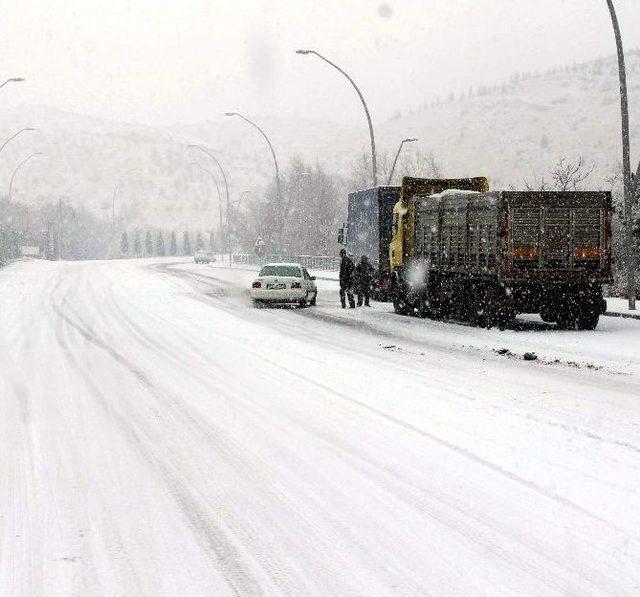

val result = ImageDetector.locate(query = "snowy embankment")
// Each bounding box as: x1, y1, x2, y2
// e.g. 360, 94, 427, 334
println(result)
1, 257, 640, 596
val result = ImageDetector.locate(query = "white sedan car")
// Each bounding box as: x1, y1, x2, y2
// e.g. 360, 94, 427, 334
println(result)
250, 263, 317, 307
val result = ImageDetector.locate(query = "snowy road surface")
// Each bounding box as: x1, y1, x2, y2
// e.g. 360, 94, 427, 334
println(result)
2, 258, 640, 596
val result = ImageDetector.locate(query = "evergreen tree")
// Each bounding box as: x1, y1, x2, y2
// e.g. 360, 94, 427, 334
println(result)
145, 230, 153, 256
120, 231, 129, 255
182, 230, 192, 255
133, 231, 141, 257
156, 231, 165, 256
196, 231, 204, 251
169, 230, 177, 256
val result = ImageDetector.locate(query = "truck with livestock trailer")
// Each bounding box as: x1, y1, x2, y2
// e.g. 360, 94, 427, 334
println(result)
340, 178, 488, 300
389, 177, 612, 330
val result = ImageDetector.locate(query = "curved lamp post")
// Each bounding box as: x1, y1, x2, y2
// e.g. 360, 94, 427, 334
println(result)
187, 144, 232, 264
112, 169, 140, 248
0, 128, 35, 155
224, 112, 283, 252
387, 138, 418, 185
190, 161, 225, 259
296, 49, 377, 186
0, 77, 25, 91
8, 152, 42, 201
605, 0, 635, 309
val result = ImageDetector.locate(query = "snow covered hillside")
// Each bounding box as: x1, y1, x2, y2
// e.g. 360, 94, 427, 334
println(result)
0, 51, 637, 228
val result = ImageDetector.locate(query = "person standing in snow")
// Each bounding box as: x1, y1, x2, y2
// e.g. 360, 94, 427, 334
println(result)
254, 235, 266, 257
354, 254, 374, 307
339, 249, 355, 309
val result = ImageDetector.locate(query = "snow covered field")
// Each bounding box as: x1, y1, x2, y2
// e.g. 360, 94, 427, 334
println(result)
2, 257, 640, 596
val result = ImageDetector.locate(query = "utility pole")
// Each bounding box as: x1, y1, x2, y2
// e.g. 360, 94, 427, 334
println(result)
605, 0, 635, 309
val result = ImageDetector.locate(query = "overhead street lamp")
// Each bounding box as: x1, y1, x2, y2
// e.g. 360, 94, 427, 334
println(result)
112, 168, 140, 246
0, 128, 36, 155
0, 77, 25, 91
605, 0, 636, 310
187, 144, 232, 264
387, 138, 418, 185
190, 162, 225, 260
296, 49, 377, 187
237, 190, 251, 209
224, 112, 283, 252
8, 152, 42, 202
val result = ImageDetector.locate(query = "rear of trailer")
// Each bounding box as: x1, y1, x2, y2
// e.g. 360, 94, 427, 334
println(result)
395, 189, 612, 329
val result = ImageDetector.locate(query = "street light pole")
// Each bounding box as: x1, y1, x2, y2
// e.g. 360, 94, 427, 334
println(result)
188, 144, 232, 265
191, 162, 225, 261
0, 77, 25, 91
3, 151, 40, 262
8, 152, 42, 202
296, 49, 377, 187
605, 0, 635, 309
0, 128, 35, 155
387, 138, 418, 185
111, 168, 140, 258
224, 112, 283, 253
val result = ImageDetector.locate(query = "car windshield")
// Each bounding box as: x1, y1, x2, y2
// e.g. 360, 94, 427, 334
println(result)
259, 265, 301, 277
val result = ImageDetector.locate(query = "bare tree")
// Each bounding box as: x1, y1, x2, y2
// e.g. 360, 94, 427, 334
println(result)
523, 157, 594, 191
551, 157, 595, 191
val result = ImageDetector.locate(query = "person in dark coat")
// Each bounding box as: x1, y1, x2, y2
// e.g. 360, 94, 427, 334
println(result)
339, 249, 355, 308
354, 254, 374, 307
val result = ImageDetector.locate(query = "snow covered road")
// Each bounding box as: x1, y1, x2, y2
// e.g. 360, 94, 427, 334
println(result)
2, 258, 640, 596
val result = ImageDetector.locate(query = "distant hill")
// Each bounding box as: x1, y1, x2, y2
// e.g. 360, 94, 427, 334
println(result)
0, 51, 637, 229
376, 49, 640, 189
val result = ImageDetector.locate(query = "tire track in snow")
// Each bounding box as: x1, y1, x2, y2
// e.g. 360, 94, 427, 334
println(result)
52, 301, 264, 597
158, 262, 640, 461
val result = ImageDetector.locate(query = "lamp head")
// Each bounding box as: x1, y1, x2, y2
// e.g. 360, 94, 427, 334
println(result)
295, 49, 313, 55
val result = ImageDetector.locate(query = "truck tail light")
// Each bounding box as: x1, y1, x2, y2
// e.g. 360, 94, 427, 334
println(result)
252, 281, 262, 288
573, 247, 600, 260
291, 281, 302, 289
513, 246, 539, 260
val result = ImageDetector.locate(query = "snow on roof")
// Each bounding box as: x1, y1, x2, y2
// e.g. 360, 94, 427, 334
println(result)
262, 262, 303, 267
428, 189, 482, 199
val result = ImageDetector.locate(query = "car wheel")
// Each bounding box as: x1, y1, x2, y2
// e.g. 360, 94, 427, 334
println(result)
309, 292, 317, 306
252, 299, 263, 308
299, 295, 308, 308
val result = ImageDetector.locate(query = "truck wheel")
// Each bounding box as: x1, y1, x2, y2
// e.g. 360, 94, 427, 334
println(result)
416, 291, 430, 318
577, 309, 599, 330
556, 309, 577, 330
480, 285, 511, 329
392, 288, 410, 315
540, 304, 556, 323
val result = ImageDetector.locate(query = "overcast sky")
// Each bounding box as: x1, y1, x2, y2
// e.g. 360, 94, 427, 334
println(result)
2, 0, 639, 127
